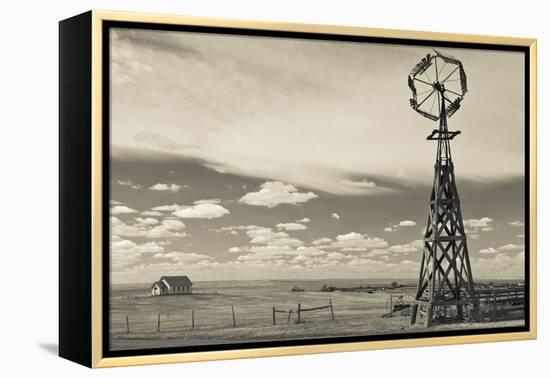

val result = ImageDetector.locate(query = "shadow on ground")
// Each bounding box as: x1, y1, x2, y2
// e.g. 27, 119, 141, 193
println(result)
38, 343, 58, 355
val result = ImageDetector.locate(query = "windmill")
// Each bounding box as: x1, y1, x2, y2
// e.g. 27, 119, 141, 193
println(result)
408, 50, 479, 327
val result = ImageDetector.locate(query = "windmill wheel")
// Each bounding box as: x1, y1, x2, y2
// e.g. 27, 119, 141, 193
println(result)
408, 49, 468, 121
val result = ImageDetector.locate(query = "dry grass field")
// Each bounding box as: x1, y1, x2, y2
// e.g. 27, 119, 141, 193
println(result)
110, 279, 524, 351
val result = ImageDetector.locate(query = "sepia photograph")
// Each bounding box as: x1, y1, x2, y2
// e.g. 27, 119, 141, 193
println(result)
107, 26, 527, 353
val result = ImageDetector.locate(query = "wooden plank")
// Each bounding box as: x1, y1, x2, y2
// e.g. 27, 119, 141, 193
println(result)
300, 305, 332, 312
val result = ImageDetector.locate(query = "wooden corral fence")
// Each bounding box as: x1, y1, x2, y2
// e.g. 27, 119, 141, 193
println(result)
391, 287, 525, 324
475, 287, 525, 322
273, 299, 335, 324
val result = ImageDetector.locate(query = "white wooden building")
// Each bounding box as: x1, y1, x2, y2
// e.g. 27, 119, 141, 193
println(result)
151, 276, 193, 296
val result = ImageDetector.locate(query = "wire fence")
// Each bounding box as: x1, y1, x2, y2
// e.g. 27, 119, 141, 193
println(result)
112, 298, 344, 336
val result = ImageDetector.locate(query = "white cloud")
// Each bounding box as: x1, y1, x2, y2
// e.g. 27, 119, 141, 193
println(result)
111, 216, 186, 238
110, 199, 123, 205
152, 202, 229, 219
142, 225, 186, 238
323, 232, 388, 251
246, 226, 303, 247
239, 181, 317, 208
409, 239, 424, 248
236, 245, 327, 264
464, 217, 494, 231
479, 247, 498, 255
228, 247, 244, 253
116, 179, 142, 189
111, 238, 165, 269
111, 205, 138, 215
296, 218, 310, 223
204, 163, 227, 174
111, 216, 143, 237
153, 251, 212, 263
149, 183, 186, 192
236, 245, 294, 262
135, 217, 159, 226
398, 220, 416, 227
141, 210, 163, 216
295, 246, 329, 257
194, 199, 221, 205
312, 237, 332, 245
389, 243, 419, 253
331, 213, 340, 220
173, 203, 230, 219
277, 222, 307, 231
151, 203, 181, 212
516, 251, 525, 259
363, 249, 390, 257
497, 243, 524, 251
160, 219, 186, 231
342, 179, 380, 193
470, 253, 524, 279
336, 232, 362, 241
112, 239, 165, 254
383, 227, 394, 232
508, 220, 524, 227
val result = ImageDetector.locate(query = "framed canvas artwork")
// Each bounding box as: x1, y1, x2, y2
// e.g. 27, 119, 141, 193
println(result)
59, 10, 537, 368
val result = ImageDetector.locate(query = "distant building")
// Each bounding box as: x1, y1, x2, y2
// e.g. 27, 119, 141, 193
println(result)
151, 276, 193, 296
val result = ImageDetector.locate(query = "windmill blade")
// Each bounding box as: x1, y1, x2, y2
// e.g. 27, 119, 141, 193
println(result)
433, 49, 461, 65
445, 98, 462, 118
410, 54, 433, 77
416, 108, 440, 121
408, 76, 417, 97
459, 65, 468, 94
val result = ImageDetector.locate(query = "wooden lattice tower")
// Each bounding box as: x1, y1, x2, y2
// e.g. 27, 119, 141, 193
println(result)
407, 50, 480, 327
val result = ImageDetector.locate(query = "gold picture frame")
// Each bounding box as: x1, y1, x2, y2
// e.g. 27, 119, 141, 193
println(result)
59, 10, 537, 368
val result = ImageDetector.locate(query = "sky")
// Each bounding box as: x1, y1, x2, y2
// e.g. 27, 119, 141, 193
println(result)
109, 27, 526, 284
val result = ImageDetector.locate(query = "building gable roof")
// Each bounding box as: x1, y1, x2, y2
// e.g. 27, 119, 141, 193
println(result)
151, 281, 168, 289
159, 275, 192, 287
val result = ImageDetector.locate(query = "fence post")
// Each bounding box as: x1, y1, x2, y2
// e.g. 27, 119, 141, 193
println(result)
329, 299, 335, 320
389, 295, 393, 317
157, 313, 161, 332
231, 304, 236, 327
492, 291, 497, 321
297, 303, 301, 322
126, 315, 130, 334
425, 304, 434, 327
287, 309, 292, 323
192, 310, 195, 328
272, 307, 276, 325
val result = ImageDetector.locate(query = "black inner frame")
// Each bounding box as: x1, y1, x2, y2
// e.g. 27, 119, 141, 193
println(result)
102, 20, 531, 358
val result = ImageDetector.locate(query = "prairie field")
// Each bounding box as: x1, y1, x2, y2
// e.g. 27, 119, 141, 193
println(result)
110, 279, 524, 351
